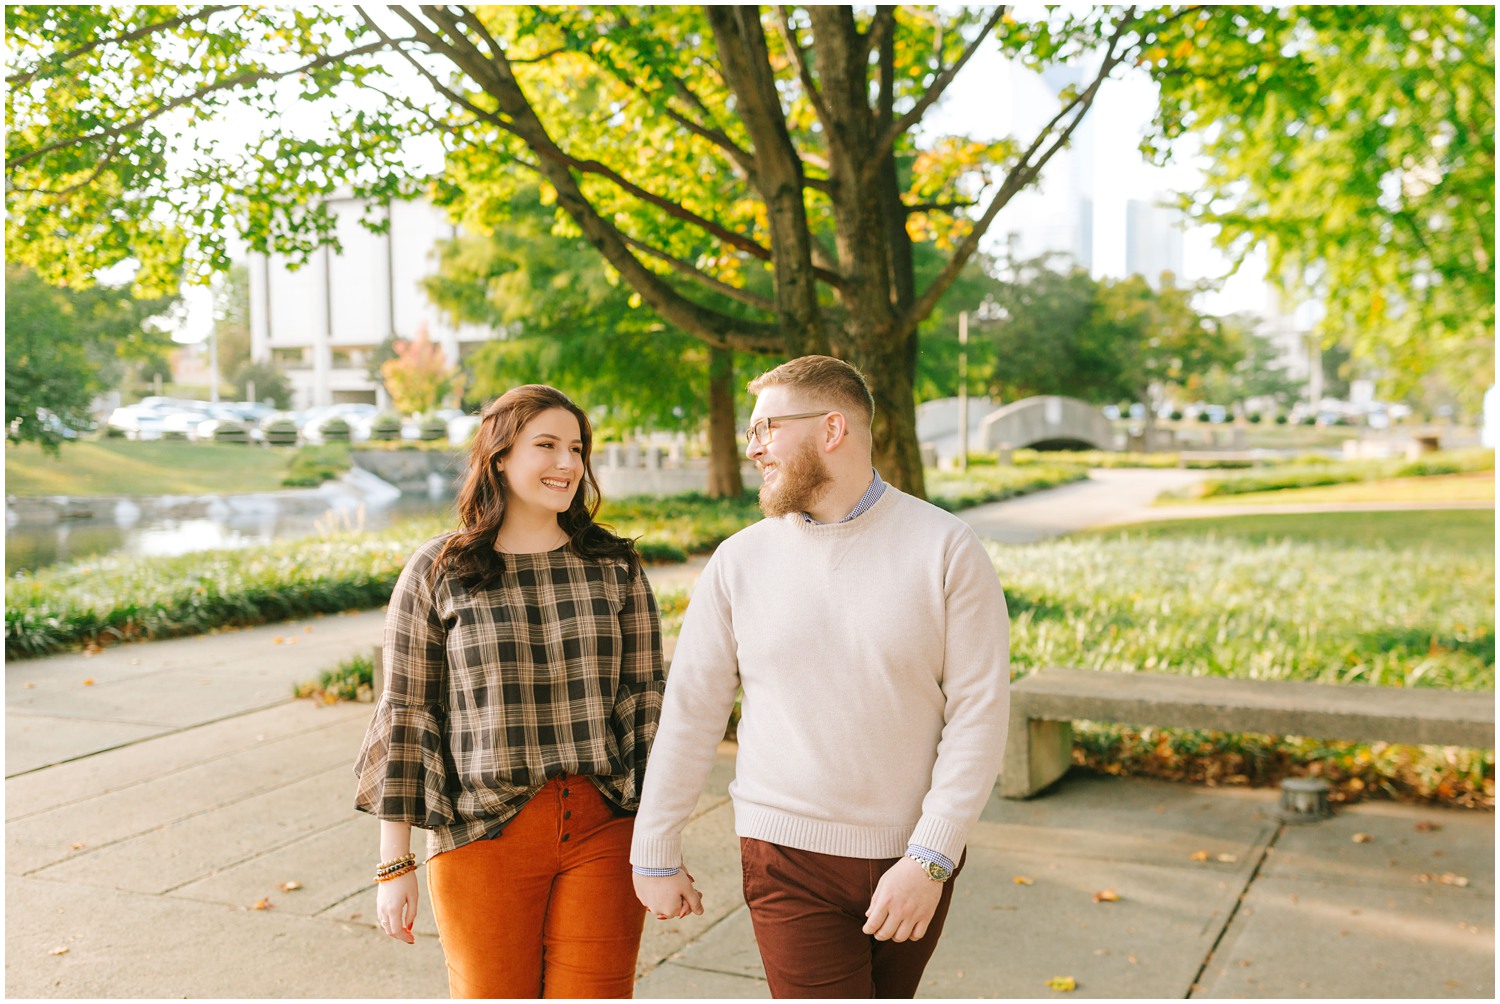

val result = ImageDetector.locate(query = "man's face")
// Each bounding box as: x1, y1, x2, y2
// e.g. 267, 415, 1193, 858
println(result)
747, 386, 833, 518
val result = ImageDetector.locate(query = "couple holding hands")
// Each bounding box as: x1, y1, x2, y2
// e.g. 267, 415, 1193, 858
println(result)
354, 355, 1010, 999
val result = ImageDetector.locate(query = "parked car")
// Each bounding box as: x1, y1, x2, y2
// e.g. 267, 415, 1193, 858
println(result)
107, 403, 174, 440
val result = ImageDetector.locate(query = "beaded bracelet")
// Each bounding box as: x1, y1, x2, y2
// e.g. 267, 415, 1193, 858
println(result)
375, 852, 416, 881
375, 862, 417, 883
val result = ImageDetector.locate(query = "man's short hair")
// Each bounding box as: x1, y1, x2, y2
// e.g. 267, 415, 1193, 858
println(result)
747, 355, 875, 427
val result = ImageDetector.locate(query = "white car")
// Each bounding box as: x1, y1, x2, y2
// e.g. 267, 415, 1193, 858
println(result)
107, 404, 173, 440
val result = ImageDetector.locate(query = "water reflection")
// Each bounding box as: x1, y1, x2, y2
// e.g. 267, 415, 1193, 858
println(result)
7, 494, 459, 576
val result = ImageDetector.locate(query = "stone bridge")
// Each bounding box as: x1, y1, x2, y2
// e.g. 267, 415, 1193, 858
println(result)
978, 395, 1116, 452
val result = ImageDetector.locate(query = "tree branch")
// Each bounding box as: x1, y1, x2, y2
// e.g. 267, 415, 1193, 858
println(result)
621, 235, 778, 313
858, 6, 898, 68
406, 5, 783, 353
901, 12, 1136, 339
8, 39, 397, 170
871, 6, 1007, 161
773, 6, 839, 143
8, 5, 238, 88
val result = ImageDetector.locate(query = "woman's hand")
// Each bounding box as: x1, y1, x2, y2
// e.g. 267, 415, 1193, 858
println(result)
376, 870, 419, 944
633, 868, 703, 920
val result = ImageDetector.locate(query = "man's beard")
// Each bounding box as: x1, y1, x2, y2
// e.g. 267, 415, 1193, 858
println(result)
758, 436, 833, 518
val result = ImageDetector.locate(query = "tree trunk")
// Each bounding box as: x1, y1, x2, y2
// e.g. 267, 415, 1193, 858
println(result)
705, 345, 743, 498
853, 341, 926, 498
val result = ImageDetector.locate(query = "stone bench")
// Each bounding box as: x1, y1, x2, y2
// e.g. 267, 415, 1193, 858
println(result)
1000, 667, 1496, 799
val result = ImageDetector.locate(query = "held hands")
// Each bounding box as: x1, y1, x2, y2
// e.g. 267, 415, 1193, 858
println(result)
862, 856, 943, 943
376, 870, 419, 944
633, 867, 704, 921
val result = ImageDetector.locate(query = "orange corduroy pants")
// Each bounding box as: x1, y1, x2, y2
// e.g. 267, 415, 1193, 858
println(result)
426, 775, 646, 999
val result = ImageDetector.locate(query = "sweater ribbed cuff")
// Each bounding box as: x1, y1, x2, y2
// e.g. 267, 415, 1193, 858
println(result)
630, 834, 684, 872
908, 815, 966, 866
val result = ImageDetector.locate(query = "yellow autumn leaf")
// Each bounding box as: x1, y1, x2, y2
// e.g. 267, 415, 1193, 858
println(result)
1172, 39, 1194, 59
1093, 888, 1120, 903
1046, 976, 1077, 992
1013, 875, 1034, 885
278, 880, 303, 892
1190, 850, 1210, 862
1352, 833, 1373, 843
251, 897, 274, 910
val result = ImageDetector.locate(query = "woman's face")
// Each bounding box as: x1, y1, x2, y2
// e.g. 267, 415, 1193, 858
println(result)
498, 407, 584, 520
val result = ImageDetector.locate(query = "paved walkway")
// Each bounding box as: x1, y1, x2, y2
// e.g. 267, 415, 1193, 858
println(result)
6, 473, 1494, 997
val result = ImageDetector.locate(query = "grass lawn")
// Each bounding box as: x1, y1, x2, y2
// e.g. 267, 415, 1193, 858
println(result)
5, 440, 295, 496
1007, 509, 1494, 805
1160, 472, 1494, 507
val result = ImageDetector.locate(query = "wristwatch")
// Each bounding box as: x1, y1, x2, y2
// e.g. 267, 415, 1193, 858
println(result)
905, 852, 952, 882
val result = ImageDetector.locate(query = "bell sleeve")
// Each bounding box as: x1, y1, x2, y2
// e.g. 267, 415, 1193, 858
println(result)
610, 563, 666, 806
353, 544, 455, 828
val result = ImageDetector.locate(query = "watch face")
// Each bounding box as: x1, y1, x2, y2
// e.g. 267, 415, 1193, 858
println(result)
925, 860, 950, 881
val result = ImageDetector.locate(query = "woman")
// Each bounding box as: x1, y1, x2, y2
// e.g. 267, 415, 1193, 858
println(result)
354, 385, 669, 998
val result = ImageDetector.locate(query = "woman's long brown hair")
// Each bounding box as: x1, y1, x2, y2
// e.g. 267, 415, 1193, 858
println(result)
429, 385, 640, 589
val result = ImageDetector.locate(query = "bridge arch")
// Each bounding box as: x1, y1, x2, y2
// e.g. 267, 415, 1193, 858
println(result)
978, 396, 1115, 452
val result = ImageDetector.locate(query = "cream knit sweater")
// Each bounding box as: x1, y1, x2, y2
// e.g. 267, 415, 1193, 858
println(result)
630, 485, 1010, 869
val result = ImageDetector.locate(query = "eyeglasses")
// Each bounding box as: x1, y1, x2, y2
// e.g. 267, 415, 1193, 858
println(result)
744, 411, 831, 447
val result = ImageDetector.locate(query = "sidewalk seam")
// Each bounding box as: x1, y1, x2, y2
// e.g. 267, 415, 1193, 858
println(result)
1186, 821, 1283, 998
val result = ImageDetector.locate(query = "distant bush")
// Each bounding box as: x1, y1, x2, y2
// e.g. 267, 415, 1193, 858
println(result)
282, 443, 351, 487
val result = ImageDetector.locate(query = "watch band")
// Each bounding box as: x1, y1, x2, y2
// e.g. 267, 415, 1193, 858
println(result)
905, 852, 952, 882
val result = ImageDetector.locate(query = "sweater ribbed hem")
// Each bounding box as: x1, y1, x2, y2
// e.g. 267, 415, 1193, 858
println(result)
734, 801, 916, 860
630, 834, 684, 871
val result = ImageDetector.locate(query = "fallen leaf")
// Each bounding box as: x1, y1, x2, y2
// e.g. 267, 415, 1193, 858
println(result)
1437, 872, 1470, 887
287, 637, 298, 645
1092, 889, 1120, 903
1013, 876, 1034, 885
1352, 833, 1373, 843
251, 897, 274, 910
1128, 954, 1138, 965
82, 678, 95, 686
1415, 821, 1442, 832
1216, 853, 1239, 864
955, 970, 964, 979
1239, 959, 1252, 967
24, 682, 36, 689
277, 880, 303, 892
48, 947, 70, 956
1045, 976, 1077, 992
1190, 850, 1211, 862
273, 636, 284, 645
69, 841, 86, 851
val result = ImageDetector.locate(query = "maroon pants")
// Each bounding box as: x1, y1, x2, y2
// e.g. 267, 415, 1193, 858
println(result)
740, 837, 962, 999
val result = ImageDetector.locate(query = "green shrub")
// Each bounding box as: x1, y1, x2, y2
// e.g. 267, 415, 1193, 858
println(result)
369, 414, 403, 441
319, 417, 352, 443
1275, 414, 1289, 425
282, 443, 351, 487
212, 423, 250, 445
418, 416, 448, 442
925, 464, 1087, 512
295, 652, 375, 704
263, 418, 299, 447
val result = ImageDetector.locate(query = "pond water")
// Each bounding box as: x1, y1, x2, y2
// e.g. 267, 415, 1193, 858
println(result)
6, 494, 459, 576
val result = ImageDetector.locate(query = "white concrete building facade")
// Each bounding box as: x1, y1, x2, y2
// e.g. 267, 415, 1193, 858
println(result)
248, 196, 492, 410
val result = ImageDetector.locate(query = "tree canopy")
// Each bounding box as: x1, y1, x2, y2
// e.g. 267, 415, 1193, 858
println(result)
5, 4, 1197, 493
5, 265, 178, 450
1143, 4, 1495, 409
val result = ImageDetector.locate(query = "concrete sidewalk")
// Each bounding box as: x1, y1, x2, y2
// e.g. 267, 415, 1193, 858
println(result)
6, 474, 1495, 998
6, 610, 1494, 999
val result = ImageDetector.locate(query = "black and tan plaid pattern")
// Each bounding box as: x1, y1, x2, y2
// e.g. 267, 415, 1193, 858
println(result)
354, 534, 664, 856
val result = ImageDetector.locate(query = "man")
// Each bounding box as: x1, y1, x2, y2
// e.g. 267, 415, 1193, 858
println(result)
631, 355, 1010, 998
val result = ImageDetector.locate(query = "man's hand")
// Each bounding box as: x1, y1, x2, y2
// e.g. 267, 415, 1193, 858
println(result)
633, 868, 704, 921
862, 857, 943, 942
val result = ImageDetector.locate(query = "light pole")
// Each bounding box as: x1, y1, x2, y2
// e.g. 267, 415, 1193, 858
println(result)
958, 310, 969, 472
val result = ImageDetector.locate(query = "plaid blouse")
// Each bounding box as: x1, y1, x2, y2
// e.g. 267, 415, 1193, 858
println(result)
353, 533, 665, 857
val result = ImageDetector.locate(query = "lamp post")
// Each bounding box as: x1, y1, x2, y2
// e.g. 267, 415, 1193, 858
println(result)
958, 310, 969, 472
